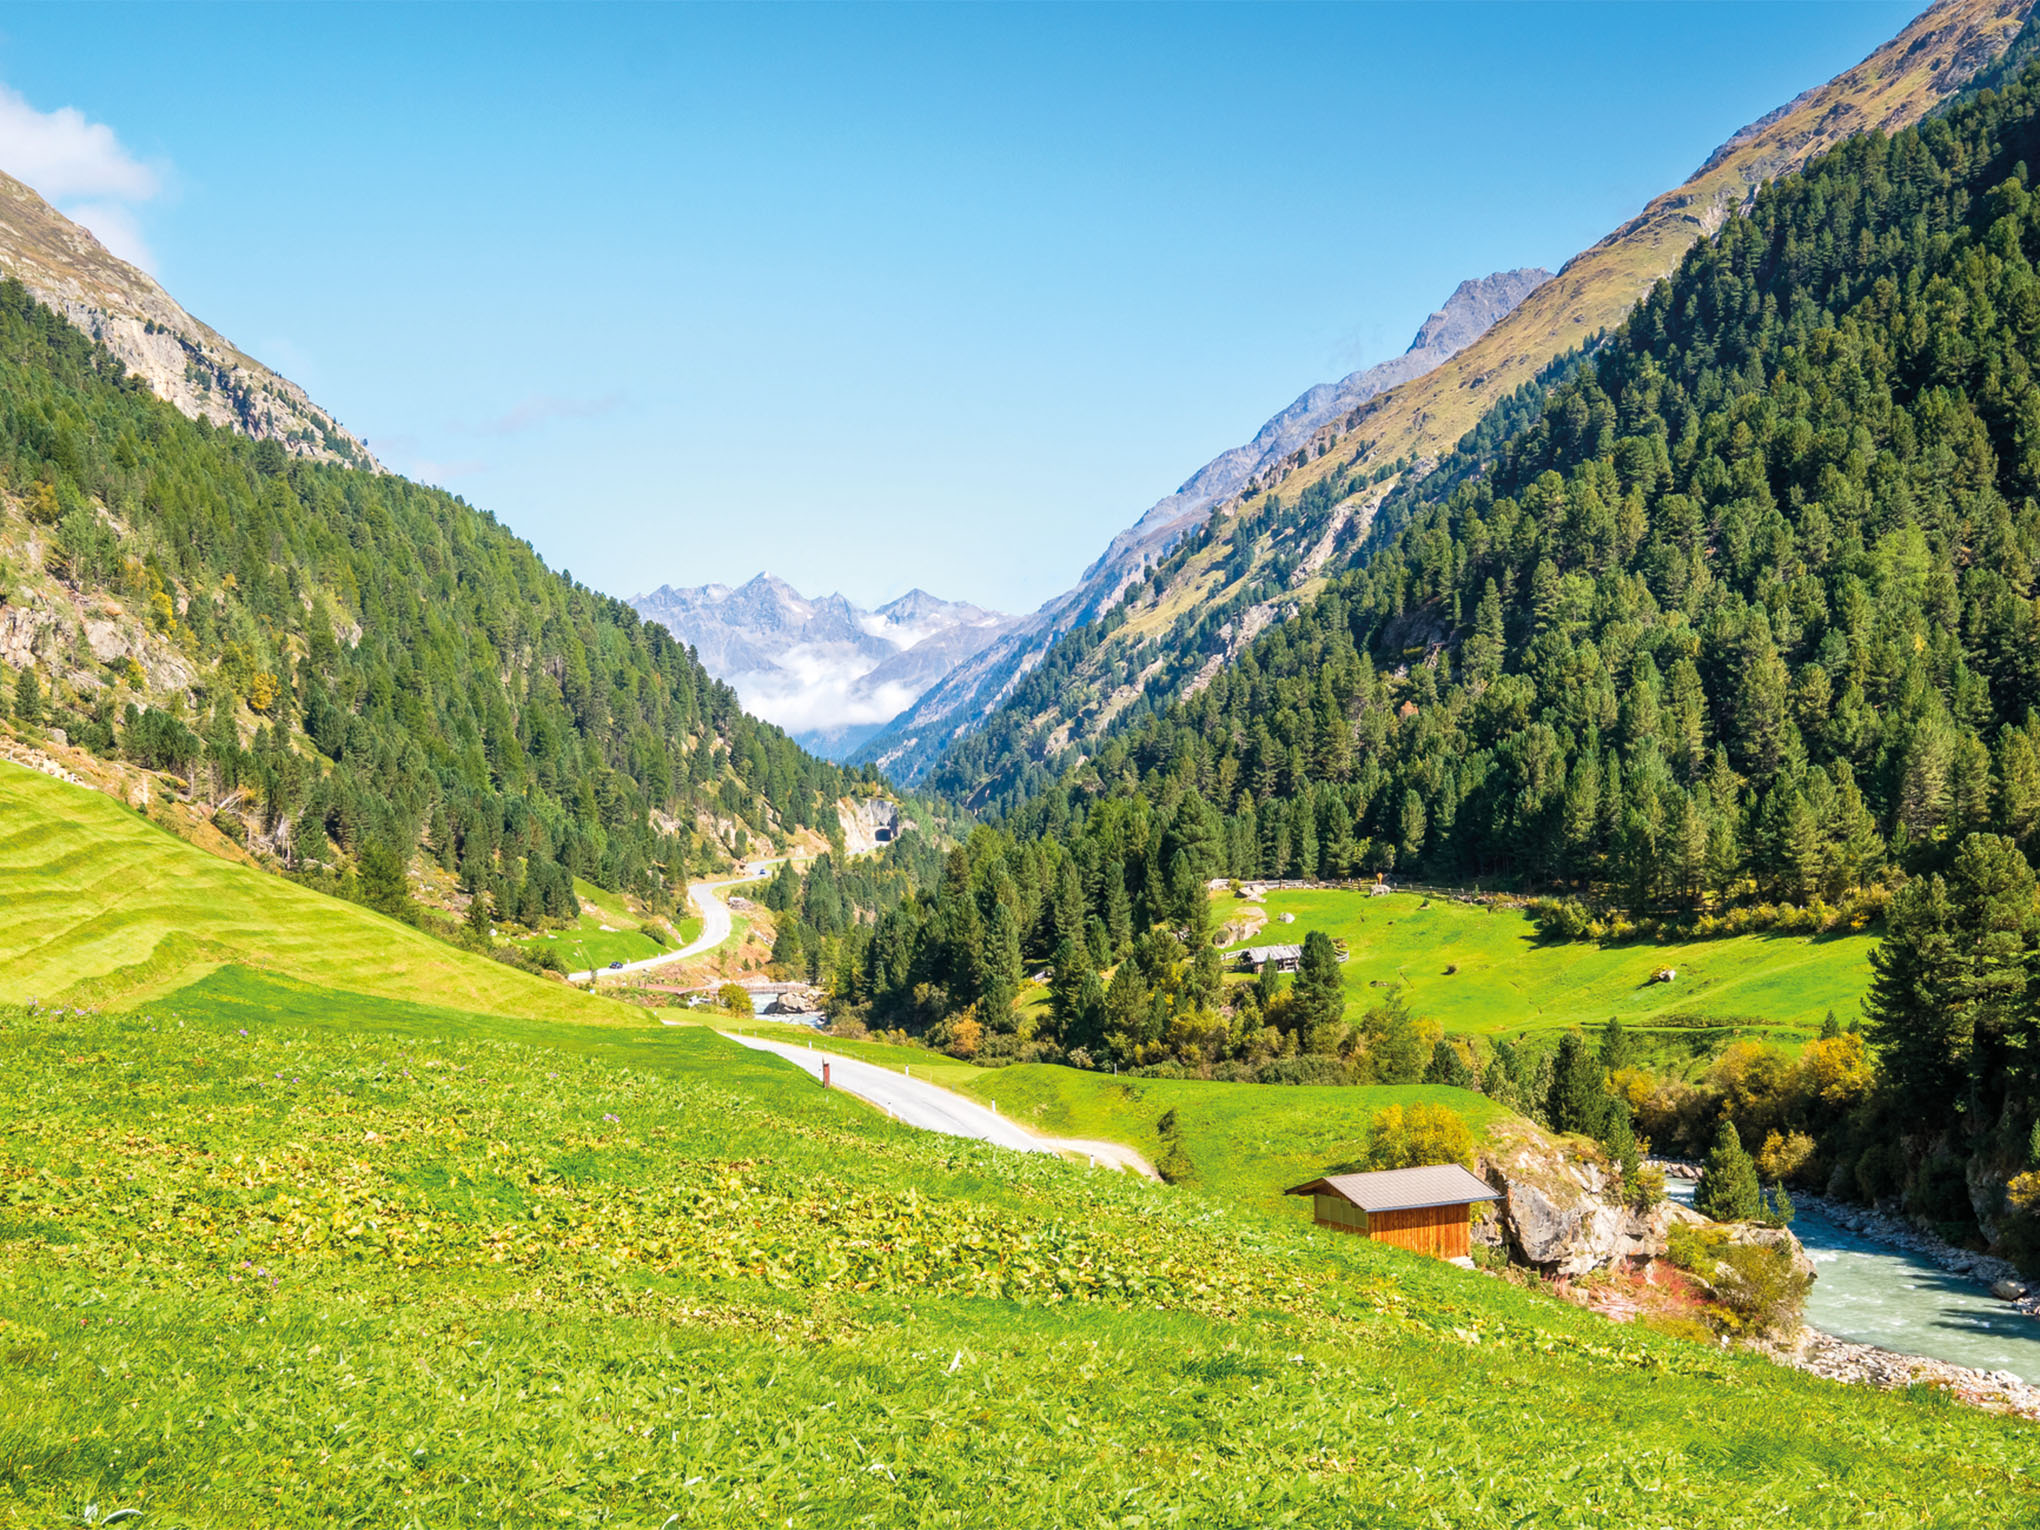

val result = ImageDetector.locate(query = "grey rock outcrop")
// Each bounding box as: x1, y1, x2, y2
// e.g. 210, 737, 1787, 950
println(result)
1480, 1132, 1810, 1280
1481, 1143, 1692, 1276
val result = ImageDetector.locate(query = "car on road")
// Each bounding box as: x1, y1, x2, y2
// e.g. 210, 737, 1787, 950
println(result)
608, 960, 624, 970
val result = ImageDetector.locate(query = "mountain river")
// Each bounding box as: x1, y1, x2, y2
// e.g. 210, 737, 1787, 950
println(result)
1664, 1176, 2040, 1382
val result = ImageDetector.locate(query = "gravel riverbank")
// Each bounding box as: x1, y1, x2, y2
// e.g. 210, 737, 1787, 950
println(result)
1652, 1160, 2040, 1418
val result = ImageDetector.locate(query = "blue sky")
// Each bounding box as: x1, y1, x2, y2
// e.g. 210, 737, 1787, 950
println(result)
1, 1, 1919, 613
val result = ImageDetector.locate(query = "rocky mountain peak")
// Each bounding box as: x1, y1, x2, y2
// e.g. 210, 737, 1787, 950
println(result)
630, 576, 1021, 759
1406, 268, 1557, 356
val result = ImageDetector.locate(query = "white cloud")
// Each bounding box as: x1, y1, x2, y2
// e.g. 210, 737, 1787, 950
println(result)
0, 84, 163, 270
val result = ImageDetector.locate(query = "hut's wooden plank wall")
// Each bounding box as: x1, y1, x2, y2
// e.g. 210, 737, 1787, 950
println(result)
1311, 1196, 1469, 1259
1366, 1205, 1471, 1259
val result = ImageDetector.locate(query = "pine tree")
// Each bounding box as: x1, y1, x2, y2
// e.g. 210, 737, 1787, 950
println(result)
1255, 954, 1284, 1011
1599, 1092, 1641, 1188
1770, 1182, 1796, 1226
1047, 937, 1091, 1041
1694, 1118, 1763, 1222
978, 899, 1022, 1029
1423, 1037, 1476, 1089
1598, 1016, 1632, 1075
356, 837, 413, 923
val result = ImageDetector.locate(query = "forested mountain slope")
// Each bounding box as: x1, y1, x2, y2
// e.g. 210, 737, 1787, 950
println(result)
994, 52, 2040, 908
925, 0, 2033, 812
0, 277, 870, 930
797, 68, 2040, 1268
0, 170, 377, 468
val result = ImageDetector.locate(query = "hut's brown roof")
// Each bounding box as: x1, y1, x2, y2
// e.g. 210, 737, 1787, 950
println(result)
1285, 1163, 1498, 1213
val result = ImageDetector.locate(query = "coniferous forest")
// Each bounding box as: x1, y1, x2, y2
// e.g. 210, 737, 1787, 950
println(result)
0, 280, 873, 929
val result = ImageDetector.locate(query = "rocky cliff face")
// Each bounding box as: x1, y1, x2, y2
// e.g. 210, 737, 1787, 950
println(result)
1092, 268, 1552, 585
631, 574, 1021, 759
1475, 1125, 1814, 1284
0, 171, 377, 470
851, 269, 1552, 783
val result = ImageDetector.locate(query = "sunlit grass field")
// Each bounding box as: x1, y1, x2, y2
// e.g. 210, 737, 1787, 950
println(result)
1, 977, 2034, 1527
0, 761, 618, 1025
1224, 889, 1874, 1046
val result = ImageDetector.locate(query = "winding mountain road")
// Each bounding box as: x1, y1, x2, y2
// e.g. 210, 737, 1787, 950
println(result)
568, 864, 773, 984
723, 1032, 1159, 1175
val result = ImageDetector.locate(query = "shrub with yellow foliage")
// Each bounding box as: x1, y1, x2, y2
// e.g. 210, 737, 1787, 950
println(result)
1349, 1102, 1476, 1172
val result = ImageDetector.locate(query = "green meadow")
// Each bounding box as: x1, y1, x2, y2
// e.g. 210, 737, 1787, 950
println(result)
2, 774, 2032, 1527
958, 1065, 1509, 1212
2, 979, 2035, 1527
1224, 889, 1875, 1047
0, 762, 619, 1025
512, 877, 702, 972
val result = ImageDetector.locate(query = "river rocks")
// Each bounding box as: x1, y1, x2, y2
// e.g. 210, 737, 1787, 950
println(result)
1995, 1278, 2029, 1301
1765, 1328, 2040, 1421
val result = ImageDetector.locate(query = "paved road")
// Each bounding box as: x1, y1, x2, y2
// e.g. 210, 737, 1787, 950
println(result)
726, 1033, 1054, 1153
568, 863, 777, 984
724, 1032, 1160, 1176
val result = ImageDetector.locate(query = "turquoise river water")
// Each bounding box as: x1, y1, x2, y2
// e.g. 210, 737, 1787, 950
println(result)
1663, 1177, 2040, 1381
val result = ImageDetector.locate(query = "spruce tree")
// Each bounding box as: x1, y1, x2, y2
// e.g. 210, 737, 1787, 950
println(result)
1694, 1118, 1763, 1222
1291, 930, 1344, 1032
1546, 1030, 1609, 1137
13, 665, 42, 726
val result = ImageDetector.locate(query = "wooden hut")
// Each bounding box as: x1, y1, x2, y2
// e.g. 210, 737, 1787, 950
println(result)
1285, 1164, 1498, 1262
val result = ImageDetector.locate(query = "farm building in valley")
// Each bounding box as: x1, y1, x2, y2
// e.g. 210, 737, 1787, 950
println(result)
1233, 943, 1303, 972
1285, 1164, 1498, 1263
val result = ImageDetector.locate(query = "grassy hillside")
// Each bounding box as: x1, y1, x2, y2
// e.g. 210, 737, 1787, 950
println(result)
1225, 890, 1874, 1046
1, 987, 2033, 1526
0, 761, 616, 1023
959, 1064, 1507, 1210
